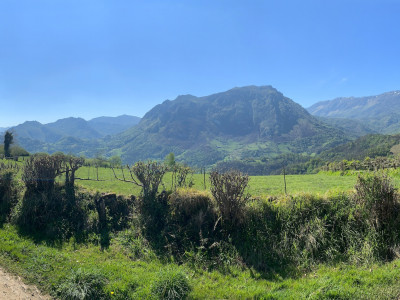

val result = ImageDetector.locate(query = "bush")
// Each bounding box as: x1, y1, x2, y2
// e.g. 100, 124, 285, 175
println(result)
22, 154, 62, 192
56, 268, 107, 300
0, 169, 20, 223
235, 199, 281, 271
353, 172, 400, 259
15, 154, 88, 239
127, 161, 168, 242
15, 186, 67, 237
354, 172, 399, 233
169, 164, 194, 190
94, 193, 134, 233
276, 193, 359, 268
151, 268, 191, 300
131, 160, 167, 200
167, 188, 218, 250
210, 170, 250, 232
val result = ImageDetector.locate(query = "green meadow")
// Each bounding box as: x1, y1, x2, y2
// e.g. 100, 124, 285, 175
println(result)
74, 166, 359, 197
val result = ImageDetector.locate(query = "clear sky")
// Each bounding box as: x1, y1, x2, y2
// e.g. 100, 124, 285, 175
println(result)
1, 0, 399, 127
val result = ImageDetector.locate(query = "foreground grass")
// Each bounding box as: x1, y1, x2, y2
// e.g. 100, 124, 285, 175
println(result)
1, 224, 400, 299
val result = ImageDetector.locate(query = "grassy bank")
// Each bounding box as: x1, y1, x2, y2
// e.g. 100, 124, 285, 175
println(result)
1, 224, 400, 299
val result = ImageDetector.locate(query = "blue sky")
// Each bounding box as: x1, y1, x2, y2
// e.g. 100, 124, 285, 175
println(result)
1, 0, 399, 127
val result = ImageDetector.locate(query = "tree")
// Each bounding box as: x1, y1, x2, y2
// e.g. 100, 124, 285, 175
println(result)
164, 152, 176, 169
109, 155, 122, 168
4, 131, 13, 158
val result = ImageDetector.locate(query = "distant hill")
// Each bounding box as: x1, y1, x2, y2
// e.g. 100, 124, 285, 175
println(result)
46, 117, 103, 140
315, 117, 376, 138
88, 115, 141, 136
10, 115, 140, 155
110, 86, 349, 166
0, 127, 9, 135
12, 121, 63, 143
308, 91, 400, 134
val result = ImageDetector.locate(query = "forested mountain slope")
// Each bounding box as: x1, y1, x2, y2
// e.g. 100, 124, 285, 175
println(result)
308, 91, 400, 134
110, 86, 349, 166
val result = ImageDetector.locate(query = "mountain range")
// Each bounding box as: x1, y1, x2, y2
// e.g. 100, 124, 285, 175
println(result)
108, 86, 348, 166
308, 91, 400, 134
5, 86, 400, 168
8, 115, 140, 156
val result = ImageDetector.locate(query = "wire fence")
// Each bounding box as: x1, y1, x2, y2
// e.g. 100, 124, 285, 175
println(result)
0, 157, 209, 190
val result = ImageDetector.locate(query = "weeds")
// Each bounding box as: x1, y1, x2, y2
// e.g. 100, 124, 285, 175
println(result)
56, 268, 108, 300
151, 267, 191, 300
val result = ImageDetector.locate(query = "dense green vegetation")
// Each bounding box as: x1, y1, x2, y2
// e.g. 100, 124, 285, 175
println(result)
215, 134, 400, 175
2, 154, 400, 299
319, 134, 400, 161
0, 145, 30, 158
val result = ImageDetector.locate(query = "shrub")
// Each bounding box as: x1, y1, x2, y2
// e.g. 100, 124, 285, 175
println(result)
15, 186, 67, 236
235, 199, 281, 271
151, 268, 191, 300
56, 268, 107, 300
130, 160, 167, 200
353, 172, 400, 259
94, 193, 134, 232
170, 164, 194, 190
209, 170, 250, 232
15, 154, 88, 239
22, 154, 63, 192
276, 193, 358, 268
354, 172, 399, 233
125, 161, 168, 241
0, 169, 19, 223
167, 188, 218, 250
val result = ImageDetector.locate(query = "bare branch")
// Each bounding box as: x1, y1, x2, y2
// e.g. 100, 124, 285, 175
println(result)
111, 166, 143, 187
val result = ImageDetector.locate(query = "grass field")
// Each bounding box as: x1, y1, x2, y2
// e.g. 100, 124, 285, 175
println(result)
2, 159, 398, 197
74, 166, 360, 197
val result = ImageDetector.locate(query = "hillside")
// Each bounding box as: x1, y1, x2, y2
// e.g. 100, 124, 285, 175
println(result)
308, 91, 400, 134
110, 86, 349, 166
10, 115, 140, 155
319, 133, 400, 161
315, 117, 376, 138
88, 115, 141, 136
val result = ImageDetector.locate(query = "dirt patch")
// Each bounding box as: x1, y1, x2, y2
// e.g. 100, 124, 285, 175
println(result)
0, 267, 51, 300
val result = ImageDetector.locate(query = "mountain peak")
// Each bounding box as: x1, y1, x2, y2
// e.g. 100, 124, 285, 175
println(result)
308, 90, 400, 134
116, 85, 346, 166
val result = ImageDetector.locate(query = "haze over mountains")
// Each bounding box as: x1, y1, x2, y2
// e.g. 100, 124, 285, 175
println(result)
6, 86, 400, 167
0, 127, 9, 135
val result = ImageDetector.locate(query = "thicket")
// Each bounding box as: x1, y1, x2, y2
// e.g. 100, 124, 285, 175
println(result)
322, 156, 400, 173
9, 153, 134, 241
